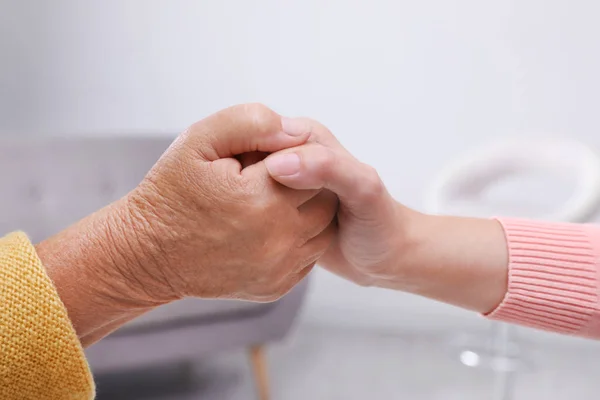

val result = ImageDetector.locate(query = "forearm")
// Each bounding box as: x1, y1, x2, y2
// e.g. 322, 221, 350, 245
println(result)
387, 208, 508, 313
262, 125, 600, 337
36, 197, 168, 347
389, 204, 600, 338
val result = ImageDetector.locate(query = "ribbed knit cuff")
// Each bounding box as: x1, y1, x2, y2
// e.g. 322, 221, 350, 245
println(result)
487, 218, 600, 338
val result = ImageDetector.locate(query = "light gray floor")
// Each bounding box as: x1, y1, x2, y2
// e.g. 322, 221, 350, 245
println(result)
96, 325, 600, 400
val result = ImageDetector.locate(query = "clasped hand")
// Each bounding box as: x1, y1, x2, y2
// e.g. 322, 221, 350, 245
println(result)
120, 103, 403, 305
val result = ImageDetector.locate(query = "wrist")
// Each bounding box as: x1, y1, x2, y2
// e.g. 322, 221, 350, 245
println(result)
388, 210, 509, 313
37, 196, 176, 339
109, 192, 182, 305
376, 204, 431, 292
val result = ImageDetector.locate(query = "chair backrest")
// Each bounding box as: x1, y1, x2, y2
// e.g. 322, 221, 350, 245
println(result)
424, 138, 600, 222
0, 136, 174, 243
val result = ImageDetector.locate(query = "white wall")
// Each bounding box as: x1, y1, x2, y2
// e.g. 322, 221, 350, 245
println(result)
4, 0, 600, 335
0, 2, 54, 132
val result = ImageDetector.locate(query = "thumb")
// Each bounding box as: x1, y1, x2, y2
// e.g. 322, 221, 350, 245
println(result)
183, 103, 311, 161
264, 143, 388, 210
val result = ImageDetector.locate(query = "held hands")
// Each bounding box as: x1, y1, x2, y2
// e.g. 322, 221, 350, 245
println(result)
127, 107, 507, 313
36, 103, 505, 345
120, 107, 411, 307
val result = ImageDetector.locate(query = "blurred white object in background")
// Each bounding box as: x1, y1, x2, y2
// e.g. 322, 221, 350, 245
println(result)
424, 137, 600, 400
425, 138, 600, 222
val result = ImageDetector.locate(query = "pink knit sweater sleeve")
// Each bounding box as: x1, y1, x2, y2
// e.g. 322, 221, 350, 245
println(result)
487, 218, 600, 339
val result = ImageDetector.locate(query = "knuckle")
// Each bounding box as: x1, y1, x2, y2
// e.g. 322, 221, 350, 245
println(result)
302, 118, 337, 144
243, 103, 276, 131
250, 197, 280, 225
244, 102, 271, 114
238, 173, 267, 197
300, 117, 325, 134
217, 103, 277, 138
258, 228, 294, 260
313, 146, 337, 179
245, 188, 271, 211
355, 164, 385, 202
220, 169, 245, 194
291, 117, 315, 136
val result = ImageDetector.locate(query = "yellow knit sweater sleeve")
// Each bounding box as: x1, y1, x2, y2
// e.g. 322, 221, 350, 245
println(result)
0, 232, 95, 400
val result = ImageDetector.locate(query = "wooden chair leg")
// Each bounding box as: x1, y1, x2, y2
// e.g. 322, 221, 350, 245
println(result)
249, 345, 270, 400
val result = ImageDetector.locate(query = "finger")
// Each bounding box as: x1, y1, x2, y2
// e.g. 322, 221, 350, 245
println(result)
264, 143, 387, 210
296, 262, 316, 282
261, 263, 316, 303
287, 117, 342, 148
183, 103, 312, 162
288, 263, 316, 288
297, 190, 339, 241
296, 220, 337, 271
242, 159, 321, 206
238, 115, 341, 175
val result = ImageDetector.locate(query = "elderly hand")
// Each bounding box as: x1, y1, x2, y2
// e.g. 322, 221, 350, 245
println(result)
124, 104, 338, 302
37, 104, 337, 345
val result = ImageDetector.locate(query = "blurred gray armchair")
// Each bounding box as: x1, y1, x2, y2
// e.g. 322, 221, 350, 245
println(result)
0, 136, 309, 399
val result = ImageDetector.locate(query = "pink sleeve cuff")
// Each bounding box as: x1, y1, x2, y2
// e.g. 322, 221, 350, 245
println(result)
487, 218, 600, 339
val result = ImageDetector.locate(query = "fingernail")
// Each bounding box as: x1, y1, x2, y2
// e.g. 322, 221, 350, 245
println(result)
281, 117, 309, 136
265, 153, 301, 176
